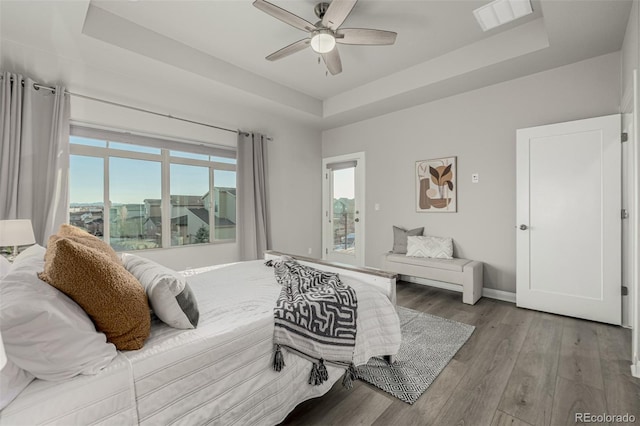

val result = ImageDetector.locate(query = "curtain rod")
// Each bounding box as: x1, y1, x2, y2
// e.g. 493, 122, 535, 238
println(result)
1, 75, 272, 140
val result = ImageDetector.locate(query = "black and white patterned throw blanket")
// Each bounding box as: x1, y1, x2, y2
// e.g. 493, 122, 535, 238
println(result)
266, 257, 359, 388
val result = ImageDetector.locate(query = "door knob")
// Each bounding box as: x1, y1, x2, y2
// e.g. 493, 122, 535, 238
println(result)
355, 218, 360, 222
519, 224, 528, 230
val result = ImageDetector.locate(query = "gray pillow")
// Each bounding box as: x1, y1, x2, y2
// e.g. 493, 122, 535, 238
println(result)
121, 253, 199, 329
392, 226, 424, 254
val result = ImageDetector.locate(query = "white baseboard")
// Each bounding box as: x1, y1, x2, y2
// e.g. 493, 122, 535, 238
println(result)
482, 287, 517, 303
399, 275, 516, 304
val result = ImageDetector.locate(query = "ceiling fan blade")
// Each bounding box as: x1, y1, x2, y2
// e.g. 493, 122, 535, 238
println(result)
321, 0, 357, 30
321, 47, 342, 75
266, 39, 310, 61
253, 0, 316, 32
336, 28, 397, 45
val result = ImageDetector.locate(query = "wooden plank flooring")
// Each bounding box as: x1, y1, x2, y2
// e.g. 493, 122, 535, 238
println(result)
281, 281, 640, 426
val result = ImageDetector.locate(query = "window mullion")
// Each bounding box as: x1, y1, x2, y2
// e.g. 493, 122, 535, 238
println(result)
168, 157, 213, 168
211, 162, 235, 172
161, 149, 171, 249
106, 149, 160, 162
70, 144, 106, 157
209, 167, 215, 243
103, 154, 110, 245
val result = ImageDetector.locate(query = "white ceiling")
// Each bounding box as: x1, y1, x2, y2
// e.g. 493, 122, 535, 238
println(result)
90, 0, 543, 100
0, 0, 633, 130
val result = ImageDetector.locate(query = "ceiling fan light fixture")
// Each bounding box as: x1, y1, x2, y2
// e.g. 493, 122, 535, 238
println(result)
310, 30, 336, 53
254, 0, 396, 75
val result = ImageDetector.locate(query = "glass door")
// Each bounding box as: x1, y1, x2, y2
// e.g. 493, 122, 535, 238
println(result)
323, 153, 365, 266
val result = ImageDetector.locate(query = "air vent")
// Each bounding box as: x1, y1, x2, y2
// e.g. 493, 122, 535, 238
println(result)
473, 0, 533, 31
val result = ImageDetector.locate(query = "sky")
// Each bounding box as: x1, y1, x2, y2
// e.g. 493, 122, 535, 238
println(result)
69, 137, 236, 204
333, 167, 355, 199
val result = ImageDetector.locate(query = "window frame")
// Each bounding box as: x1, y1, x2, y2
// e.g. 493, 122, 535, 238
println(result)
69, 127, 237, 251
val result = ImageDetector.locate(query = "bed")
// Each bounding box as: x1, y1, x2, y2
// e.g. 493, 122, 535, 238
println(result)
0, 250, 401, 425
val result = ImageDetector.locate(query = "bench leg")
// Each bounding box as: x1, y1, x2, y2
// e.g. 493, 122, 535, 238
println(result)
462, 261, 483, 305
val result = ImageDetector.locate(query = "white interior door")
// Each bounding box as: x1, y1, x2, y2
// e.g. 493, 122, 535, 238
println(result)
516, 114, 621, 325
322, 153, 365, 266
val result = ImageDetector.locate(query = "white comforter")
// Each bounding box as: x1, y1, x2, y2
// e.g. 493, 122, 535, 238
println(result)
1, 260, 401, 426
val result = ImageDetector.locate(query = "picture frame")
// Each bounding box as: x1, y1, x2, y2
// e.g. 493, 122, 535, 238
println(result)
416, 156, 457, 212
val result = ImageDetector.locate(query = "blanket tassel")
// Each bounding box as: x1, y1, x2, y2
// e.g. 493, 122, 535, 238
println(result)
273, 345, 285, 372
318, 359, 328, 382
309, 363, 319, 385
342, 363, 358, 389
309, 360, 328, 386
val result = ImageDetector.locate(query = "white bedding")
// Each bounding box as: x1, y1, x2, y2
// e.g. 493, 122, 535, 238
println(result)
0, 260, 401, 426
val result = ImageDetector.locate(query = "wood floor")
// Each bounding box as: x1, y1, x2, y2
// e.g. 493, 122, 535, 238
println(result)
281, 281, 640, 426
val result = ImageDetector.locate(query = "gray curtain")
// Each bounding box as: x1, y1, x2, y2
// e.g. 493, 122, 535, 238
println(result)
237, 132, 270, 260
0, 72, 70, 244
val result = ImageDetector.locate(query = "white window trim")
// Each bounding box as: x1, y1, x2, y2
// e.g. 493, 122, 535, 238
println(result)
69, 126, 237, 250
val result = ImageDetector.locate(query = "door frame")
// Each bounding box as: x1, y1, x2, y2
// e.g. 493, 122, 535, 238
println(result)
322, 152, 365, 267
631, 69, 640, 378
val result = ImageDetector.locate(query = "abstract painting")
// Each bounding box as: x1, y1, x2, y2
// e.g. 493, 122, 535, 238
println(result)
416, 157, 457, 212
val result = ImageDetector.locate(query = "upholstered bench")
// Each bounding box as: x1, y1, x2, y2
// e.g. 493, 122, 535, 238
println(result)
382, 253, 483, 305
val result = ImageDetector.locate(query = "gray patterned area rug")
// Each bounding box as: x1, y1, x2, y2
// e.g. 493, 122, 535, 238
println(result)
356, 306, 475, 404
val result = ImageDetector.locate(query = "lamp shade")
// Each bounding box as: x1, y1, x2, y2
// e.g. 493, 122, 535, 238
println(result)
0, 220, 36, 247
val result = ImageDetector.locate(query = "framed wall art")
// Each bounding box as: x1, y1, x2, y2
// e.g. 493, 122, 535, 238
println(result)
416, 156, 457, 212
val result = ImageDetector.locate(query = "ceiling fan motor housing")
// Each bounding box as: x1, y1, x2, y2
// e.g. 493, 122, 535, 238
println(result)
314, 2, 330, 19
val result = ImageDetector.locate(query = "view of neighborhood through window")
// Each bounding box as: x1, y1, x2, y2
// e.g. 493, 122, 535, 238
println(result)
110, 157, 162, 250
213, 170, 237, 240
170, 163, 209, 247
332, 167, 356, 254
69, 133, 237, 251
69, 154, 104, 237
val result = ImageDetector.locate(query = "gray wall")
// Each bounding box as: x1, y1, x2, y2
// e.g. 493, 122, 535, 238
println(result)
322, 52, 621, 293
622, 0, 638, 102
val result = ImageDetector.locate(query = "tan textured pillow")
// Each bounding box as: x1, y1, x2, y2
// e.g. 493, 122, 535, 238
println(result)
56, 224, 121, 264
39, 237, 150, 350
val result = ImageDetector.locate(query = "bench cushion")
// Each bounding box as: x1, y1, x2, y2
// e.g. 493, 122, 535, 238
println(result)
385, 253, 472, 272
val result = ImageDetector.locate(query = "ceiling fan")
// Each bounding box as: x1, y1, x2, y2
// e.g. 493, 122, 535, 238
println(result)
253, 0, 397, 75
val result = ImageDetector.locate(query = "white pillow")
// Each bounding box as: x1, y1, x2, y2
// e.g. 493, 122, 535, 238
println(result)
0, 256, 10, 279
121, 254, 199, 329
406, 235, 454, 259
11, 244, 45, 267
0, 358, 34, 409
0, 245, 117, 381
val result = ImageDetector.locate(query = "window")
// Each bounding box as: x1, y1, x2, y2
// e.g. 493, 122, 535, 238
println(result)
69, 155, 104, 237
110, 157, 162, 250
170, 163, 209, 246
213, 170, 237, 240
69, 126, 236, 251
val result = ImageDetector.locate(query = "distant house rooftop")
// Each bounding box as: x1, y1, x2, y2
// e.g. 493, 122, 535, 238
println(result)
188, 208, 209, 224
185, 207, 235, 226
145, 216, 161, 227
202, 188, 236, 198
171, 215, 189, 226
